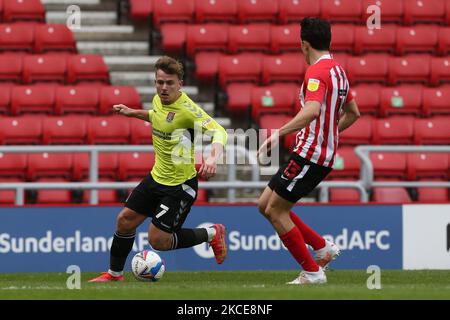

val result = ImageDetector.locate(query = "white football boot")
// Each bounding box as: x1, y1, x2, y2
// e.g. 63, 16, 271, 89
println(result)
287, 266, 327, 285
313, 240, 340, 270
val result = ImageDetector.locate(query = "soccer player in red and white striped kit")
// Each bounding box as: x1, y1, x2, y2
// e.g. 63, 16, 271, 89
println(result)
258, 17, 361, 284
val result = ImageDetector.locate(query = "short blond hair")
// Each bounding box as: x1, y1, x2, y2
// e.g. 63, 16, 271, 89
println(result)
155, 56, 184, 80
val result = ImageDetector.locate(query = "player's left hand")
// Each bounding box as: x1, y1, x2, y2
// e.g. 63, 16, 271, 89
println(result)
198, 156, 217, 180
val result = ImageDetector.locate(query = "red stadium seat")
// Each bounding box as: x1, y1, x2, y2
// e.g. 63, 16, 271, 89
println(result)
228, 24, 271, 54
152, 0, 194, 26
72, 152, 119, 180
437, 27, 450, 55
259, 114, 296, 151
270, 24, 301, 53
11, 84, 55, 115
0, 53, 22, 82
346, 54, 389, 85
0, 153, 27, 178
354, 25, 396, 55
0, 23, 34, 51
0, 0, 3, 22
372, 187, 412, 203
278, 0, 321, 24
196, 189, 208, 203
100, 86, 142, 115
237, 0, 278, 24
372, 116, 415, 145
27, 153, 73, 180
81, 178, 119, 204
3, 0, 44, 22
34, 178, 72, 204
407, 153, 449, 180
371, 152, 407, 179
130, 117, 152, 144
380, 85, 423, 117
0, 115, 42, 144
225, 82, 256, 114
403, 0, 446, 25
329, 188, 361, 203
160, 23, 187, 52
388, 55, 431, 86
321, 0, 363, 23
34, 24, 77, 53
430, 57, 450, 86
118, 152, 155, 180
42, 115, 88, 145
396, 26, 438, 55
129, 0, 152, 20
261, 53, 305, 85
195, 0, 237, 23
87, 116, 130, 144
349, 85, 381, 115
251, 84, 297, 122
330, 24, 355, 53
218, 53, 262, 89
417, 185, 449, 203
23, 54, 67, 84
194, 51, 223, 82
362, 0, 404, 24
0, 83, 11, 114
339, 115, 374, 146
413, 116, 450, 144
67, 54, 109, 84
328, 147, 360, 179
423, 85, 450, 116
186, 24, 229, 58
331, 52, 349, 70
0, 177, 22, 204
55, 85, 99, 115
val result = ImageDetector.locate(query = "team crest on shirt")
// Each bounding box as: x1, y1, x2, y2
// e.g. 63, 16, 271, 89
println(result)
166, 112, 176, 123
307, 78, 320, 92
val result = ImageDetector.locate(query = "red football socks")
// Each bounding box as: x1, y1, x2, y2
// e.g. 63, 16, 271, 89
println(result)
279, 226, 319, 272
290, 211, 325, 250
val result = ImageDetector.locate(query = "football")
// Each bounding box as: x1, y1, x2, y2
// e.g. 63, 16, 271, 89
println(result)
131, 250, 165, 282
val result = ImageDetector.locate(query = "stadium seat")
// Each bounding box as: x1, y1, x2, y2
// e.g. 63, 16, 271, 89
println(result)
3, 0, 45, 22
130, 117, 152, 144
331, 52, 349, 70
259, 114, 296, 151
0, 23, 34, 51
417, 185, 449, 203
186, 24, 229, 58
196, 188, 208, 203
0, 177, 22, 204
407, 153, 449, 180
0, 115, 42, 144
261, 53, 305, 85
152, 0, 195, 26
129, 0, 152, 20
22, 54, 67, 84
380, 85, 423, 117
72, 152, 119, 180
87, 116, 131, 144
423, 85, 450, 116
372, 116, 415, 145
0, 83, 11, 114
225, 82, 256, 114
34, 24, 77, 53
228, 24, 271, 54
349, 85, 381, 115
328, 147, 360, 179
27, 153, 73, 180
346, 54, 389, 85
218, 53, 262, 89
278, 0, 321, 24
11, 84, 56, 115
370, 152, 407, 179
118, 152, 155, 180
372, 187, 412, 203
329, 188, 361, 203
194, 51, 223, 82
395, 26, 438, 55
55, 85, 99, 115
0, 53, 22, 82
339, 115, 374, 145
437, 27, 450, 55
403, 0, 446, 25
321, 0, 363, 23
0, 153, 27, 178
388, 55, 431, 86
160, 23, 187, 52
330, 24, 355, 53
354, 25, 397, 55
362, 0, 404, 24
34, 178, 72, 204
81, 178, 119, 204
270, 24, 301, 53
41, 115, 88, 145
414, 116, 450, 144
237, 0, 279, 24
194, 0, 237, 23
99, 86, 142, 115
67, 54, 110, 84
430, 57, 450, 86
251, 84, 297, 122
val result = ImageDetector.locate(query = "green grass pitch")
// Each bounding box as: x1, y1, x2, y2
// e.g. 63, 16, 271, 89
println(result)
1, 270, 450, 300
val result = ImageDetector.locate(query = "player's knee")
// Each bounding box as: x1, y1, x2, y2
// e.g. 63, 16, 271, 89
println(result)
148, 234, 171, 251
116, 213, 136, 233
264, 206, 277, 223
257, 199, 267, 216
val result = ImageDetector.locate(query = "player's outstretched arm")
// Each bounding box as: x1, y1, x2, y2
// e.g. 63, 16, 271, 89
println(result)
113, 104, 151, 122
338, 100, 360, 133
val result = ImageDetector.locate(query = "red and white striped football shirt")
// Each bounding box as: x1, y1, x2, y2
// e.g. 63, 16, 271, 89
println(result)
293, 54, 354, 168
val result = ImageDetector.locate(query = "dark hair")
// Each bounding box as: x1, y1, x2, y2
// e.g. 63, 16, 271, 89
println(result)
300, 17, 331, 51
155, 56, 184, 80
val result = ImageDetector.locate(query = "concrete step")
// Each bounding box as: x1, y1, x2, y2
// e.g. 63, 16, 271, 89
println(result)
46, 11, 117, 25
72, 25, 141, 41
104, 56, 161, 72
78, 41, 149, 56
137, 87, 199, 103
110, 72, 155, 86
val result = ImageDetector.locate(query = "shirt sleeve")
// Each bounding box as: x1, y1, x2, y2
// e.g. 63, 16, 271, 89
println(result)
304, 69, 327, 104
345, 86, 354, 104
148, 110, 154, 123
188, 105, 227, 146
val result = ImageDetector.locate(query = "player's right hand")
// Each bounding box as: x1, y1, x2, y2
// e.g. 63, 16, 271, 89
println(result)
113, 104, 131, 116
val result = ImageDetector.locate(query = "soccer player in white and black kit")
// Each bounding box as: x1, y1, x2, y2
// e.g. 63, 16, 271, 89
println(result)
257, 18, 361, 284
